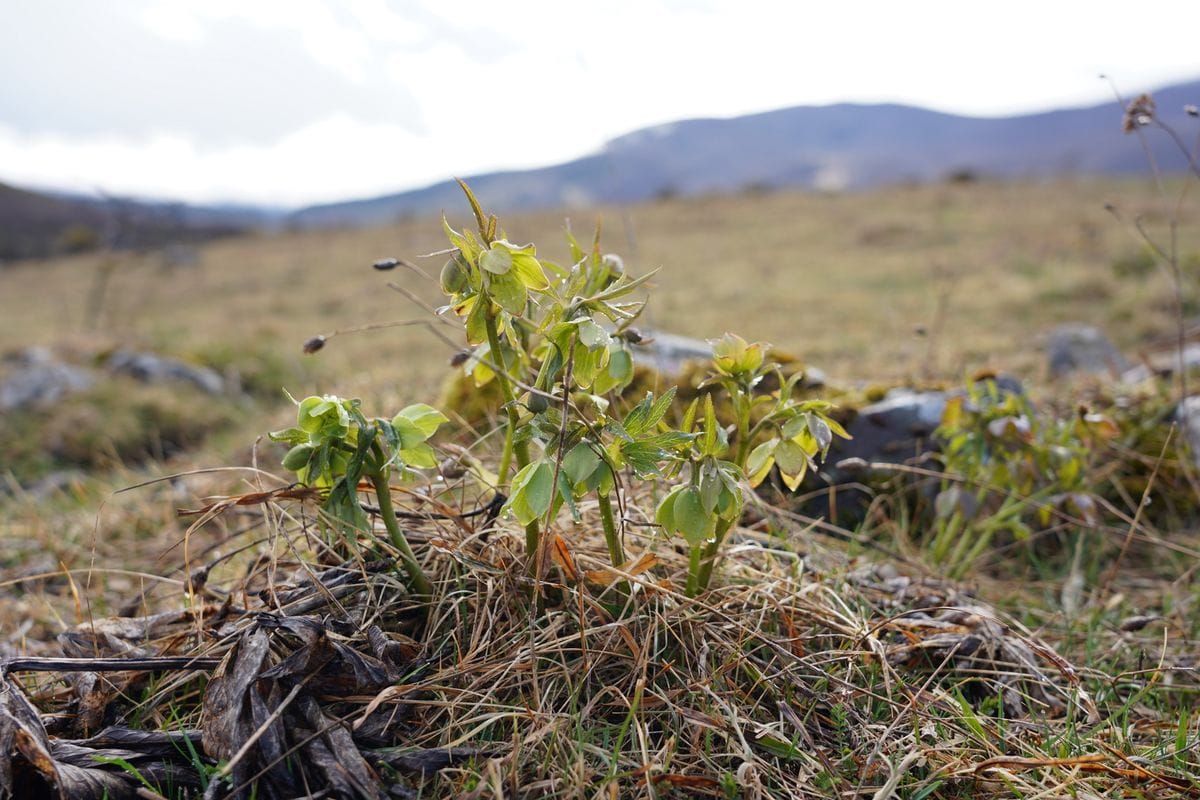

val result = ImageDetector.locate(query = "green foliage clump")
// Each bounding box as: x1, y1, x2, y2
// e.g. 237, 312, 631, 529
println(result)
1110, 246, 1157, 279
0, 379, 237, 485
270, 394, 447, 595
277, 181, 848, 598
928, 380, 1117, 577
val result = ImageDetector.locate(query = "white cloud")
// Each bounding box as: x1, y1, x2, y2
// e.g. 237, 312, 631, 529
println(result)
3, 0, 1199, 205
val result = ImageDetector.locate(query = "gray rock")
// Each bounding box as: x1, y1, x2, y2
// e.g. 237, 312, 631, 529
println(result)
632, 331, 712, 376
0, 351, 95, 410
23, 470, 85, 500
1121, 343, 1200, 384
805, 376, 1025, 524
107, 350, 224, 394
632, 330, 828, 388
1177, 396, 1200, 466
1047, 323, 1129, 379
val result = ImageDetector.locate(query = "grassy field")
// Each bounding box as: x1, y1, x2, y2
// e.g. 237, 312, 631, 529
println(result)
2, 176, 1200, 798
2, 177, 1195, 399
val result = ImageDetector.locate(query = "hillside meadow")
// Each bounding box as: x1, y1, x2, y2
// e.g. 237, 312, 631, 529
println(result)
2, 177, 1194, 396
2, 176, 1200, 799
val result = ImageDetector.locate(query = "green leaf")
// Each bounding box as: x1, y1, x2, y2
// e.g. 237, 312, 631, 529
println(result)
623, 387, 676, 438
395, 404, 448, 439
281, 444, 315, 472
745, 438, 778, 487
775, 439, 809, 490
673, 486, 714, 546
562, 442, 602, 488
399, 443, 438, 469
480, 245, 513, 275
702, 394, 720, 456
269, 426, 310, 446
655, 486, 682, 533
825, 415, 851, 440
571, 341, 606, 389
488, 269, 527, 316
391, 416, 426, 450
510, 249, 549, 290
507, 460, 554, 525
464, 294, 489, 346
455, 178, 488, 238
699, 461, 721, 514
808, 415, 833, 453
442, 214, 477, 265
781, 413, 807, 441
297, 395, 353, 443
576, 318, 610, 348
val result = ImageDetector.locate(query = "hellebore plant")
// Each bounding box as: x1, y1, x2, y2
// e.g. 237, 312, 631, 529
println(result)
271, 394, 448, 596
438, 181, 664, 572
282, 180, 849, 601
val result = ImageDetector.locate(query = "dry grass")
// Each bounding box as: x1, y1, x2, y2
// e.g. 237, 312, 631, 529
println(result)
3, 475, 1198, 798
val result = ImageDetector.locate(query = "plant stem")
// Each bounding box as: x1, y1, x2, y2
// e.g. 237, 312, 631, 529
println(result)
368, 471, 433, 597
483, 304, 532, 483
695, 517, 734, 592
597, 492, 625, 568
734, 391, 753, 468
687, 545, 703, 597
482, 299, 539, 559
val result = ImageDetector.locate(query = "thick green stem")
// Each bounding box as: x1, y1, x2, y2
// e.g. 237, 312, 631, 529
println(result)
686, 545, 703, 597
369, 472, 433, 597
483, 305, 532, 482
597, 492, 625, 568
695, 517, 735, 592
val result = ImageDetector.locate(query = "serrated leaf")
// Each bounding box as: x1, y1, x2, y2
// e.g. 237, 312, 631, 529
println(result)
624, 387, 676, 438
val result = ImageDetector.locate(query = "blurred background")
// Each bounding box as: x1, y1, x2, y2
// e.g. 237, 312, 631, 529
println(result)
1, 0, 1198, 506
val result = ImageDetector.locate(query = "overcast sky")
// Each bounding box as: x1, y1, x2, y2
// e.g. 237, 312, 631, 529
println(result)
2, 0, 1197, 208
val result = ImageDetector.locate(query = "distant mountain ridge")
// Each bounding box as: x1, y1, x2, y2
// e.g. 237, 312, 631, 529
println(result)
0, 182, 271, 261
289, 78, 1200, 228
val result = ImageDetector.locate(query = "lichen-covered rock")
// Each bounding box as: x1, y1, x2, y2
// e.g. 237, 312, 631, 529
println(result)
0, 347, 95, 410
800, 376, 1025, 524
1047, 323, 1128, 379
107, 350, 225, 395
